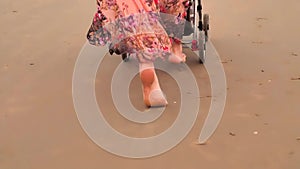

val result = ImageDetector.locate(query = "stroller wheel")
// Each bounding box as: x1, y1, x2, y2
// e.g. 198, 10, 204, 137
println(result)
203, 14, 209, 31
198, 31, 206, 64
203, 14, 209, 41
199, 57, 204, 64
199, 48, 205, 64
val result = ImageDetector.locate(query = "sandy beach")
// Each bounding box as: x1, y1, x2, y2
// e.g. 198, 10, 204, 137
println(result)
1, 0, 300, 168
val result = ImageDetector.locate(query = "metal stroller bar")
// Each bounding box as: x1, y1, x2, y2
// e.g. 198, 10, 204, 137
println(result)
197, 0, 203, 31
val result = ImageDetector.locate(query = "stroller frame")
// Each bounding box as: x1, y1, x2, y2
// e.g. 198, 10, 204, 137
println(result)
182, 0, 209, 63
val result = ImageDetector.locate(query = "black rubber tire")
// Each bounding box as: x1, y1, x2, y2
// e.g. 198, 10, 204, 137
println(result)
198, 38, 205, 64
203, 14, 209, 41
199, 57, 204, 64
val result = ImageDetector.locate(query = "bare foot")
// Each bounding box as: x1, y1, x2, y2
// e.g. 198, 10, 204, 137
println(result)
142, 78, 168, 107
146, 89, 168, 107
140, 64, 168, 107
142, 86, 152, 107
168, 53, 186, 63
169, 40, 186, 63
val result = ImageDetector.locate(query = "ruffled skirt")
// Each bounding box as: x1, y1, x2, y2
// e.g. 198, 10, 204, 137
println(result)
87, 0, 188, 62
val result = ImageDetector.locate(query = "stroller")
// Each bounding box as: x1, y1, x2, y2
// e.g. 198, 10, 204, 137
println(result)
109, 0, 209, 64
182, 0, 209, 64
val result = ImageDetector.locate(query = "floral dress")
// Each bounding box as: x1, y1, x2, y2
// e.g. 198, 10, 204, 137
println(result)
87, 0, 189, 62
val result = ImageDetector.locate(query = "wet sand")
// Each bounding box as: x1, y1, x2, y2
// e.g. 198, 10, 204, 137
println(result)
1, 0, 300, 168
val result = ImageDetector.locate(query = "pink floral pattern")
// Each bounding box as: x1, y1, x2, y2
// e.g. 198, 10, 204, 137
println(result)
87, 0, 189, 62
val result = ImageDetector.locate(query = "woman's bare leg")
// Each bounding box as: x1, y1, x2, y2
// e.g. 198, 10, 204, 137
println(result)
139, 62, 168, 107
168, 40, 186, 63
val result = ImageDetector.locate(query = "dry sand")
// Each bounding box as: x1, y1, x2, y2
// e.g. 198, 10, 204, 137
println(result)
1, 0, 300, 168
